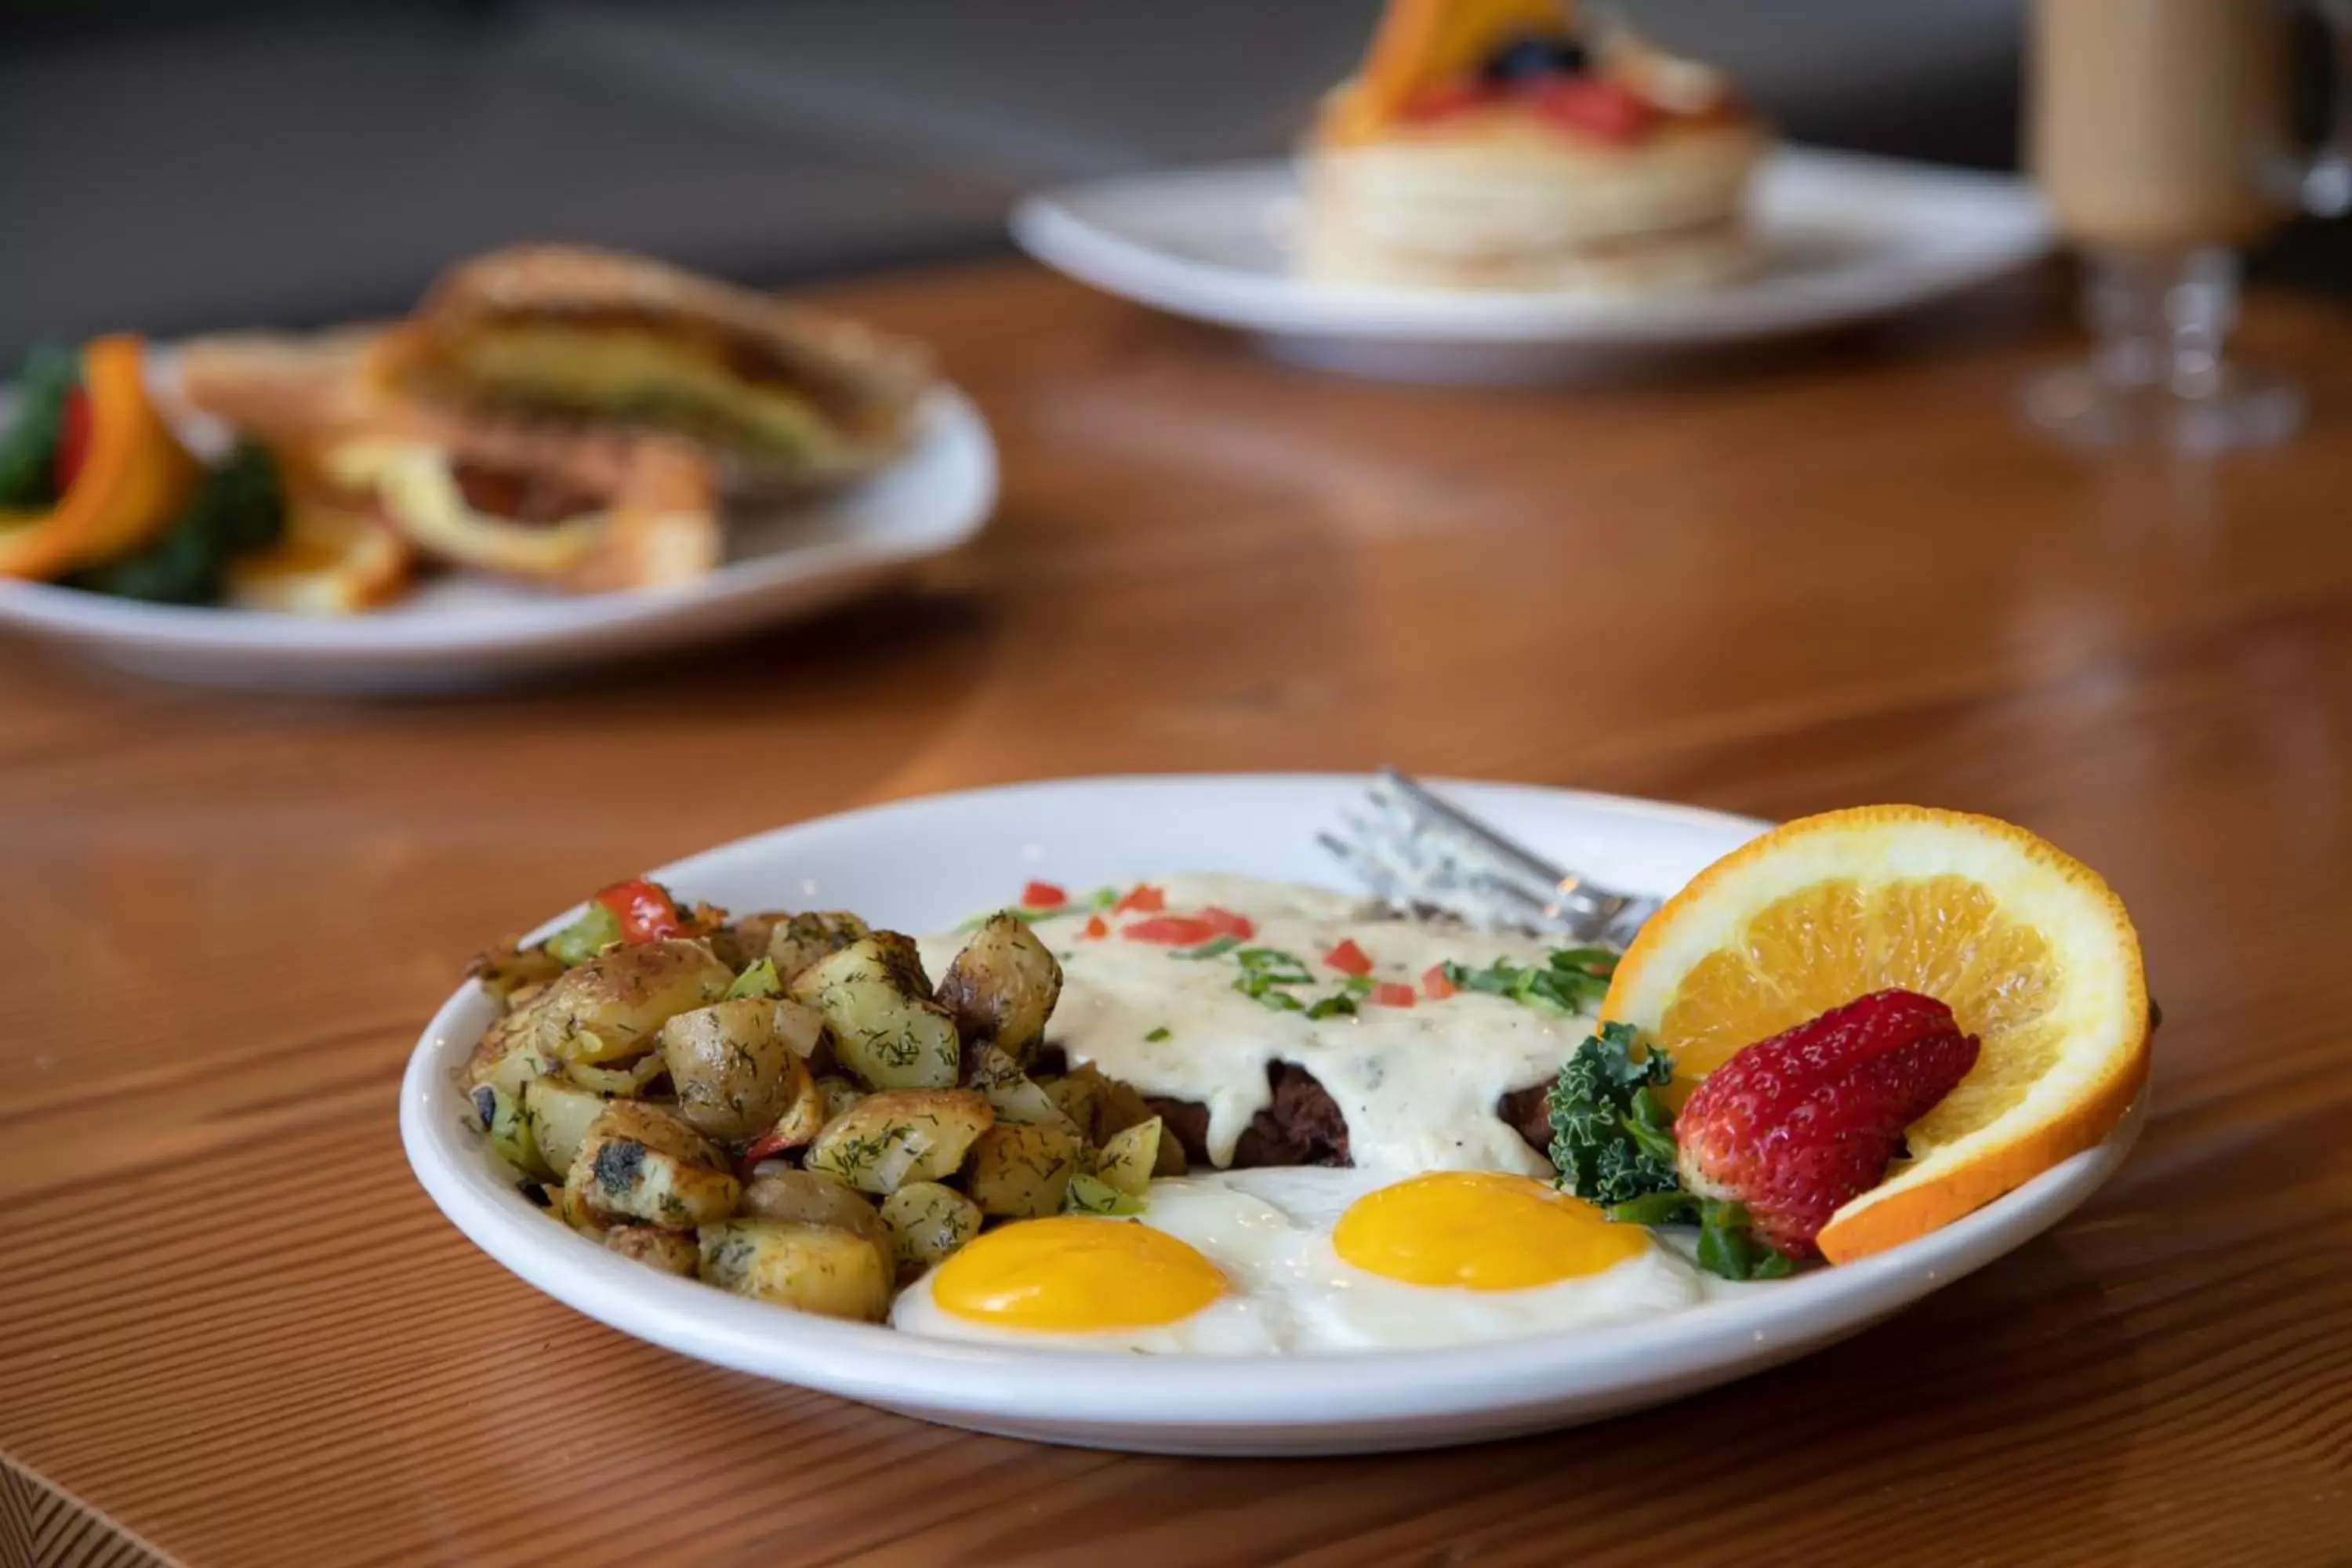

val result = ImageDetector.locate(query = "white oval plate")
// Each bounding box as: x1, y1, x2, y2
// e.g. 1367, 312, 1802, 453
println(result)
0, 386, 995, 695
1013, 148, 2053, 383
400, 775, 2143, 1456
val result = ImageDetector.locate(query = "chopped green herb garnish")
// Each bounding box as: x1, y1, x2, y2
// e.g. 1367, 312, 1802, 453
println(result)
1171, 935, 1241, 960
1338, 974, 1376, 996
1554, 1023, 1798, 1281
545, 902, 622, 967
1144, 1026, 1172, 1043
1548, 1022, 1678, 1203
1443, 946, 1617, 1016
1305, 994, 1358, 1020
725, 957, 781, 1000
1088, 885, 1121, 910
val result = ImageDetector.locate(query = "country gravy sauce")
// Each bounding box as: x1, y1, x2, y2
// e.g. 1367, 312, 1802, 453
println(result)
923, 875, 1599, 1175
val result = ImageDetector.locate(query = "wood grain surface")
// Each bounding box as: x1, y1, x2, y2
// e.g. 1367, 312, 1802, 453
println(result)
4, 261, 2350, 1567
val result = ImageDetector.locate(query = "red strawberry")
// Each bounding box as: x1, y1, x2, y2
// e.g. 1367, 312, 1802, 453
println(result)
1674, 989, 1979, 1258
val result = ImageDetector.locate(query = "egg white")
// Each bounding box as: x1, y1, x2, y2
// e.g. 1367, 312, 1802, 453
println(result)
891, 1167, 1722, 1356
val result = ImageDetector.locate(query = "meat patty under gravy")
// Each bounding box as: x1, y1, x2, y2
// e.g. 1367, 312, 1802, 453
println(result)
1146, 1062, 1552, 1171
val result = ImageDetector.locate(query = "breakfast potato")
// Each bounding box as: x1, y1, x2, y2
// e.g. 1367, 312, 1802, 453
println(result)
789, 934, 960, 1089
698, 1219, 892, 1322
815, 1076, 866, 1123
661, 997, 806, 1141
470, 939, 567, 1002
967, 1044, 1077, 1131
1039, 1072, 1097, 1135
534, 939, 733, 1064
1063, 1063, 1185, 1174
937, 915, 1063, 1067
707, 912, 786, 971
765, 911, 873, 984
801, 1089, 995, 1196
561, 1052, 666, 1096
464, 1008, 561, 1100
878, 1182, 982, 1277
1092, 1116, 1163, 1197
739, 1168, 893, 1251
749, 1063, 829, 1155
522, 1076, 609, 1177
603, 1225, 699, 1276
565, 1100, 740, 1229
770, 997, 827, 1062
963, 1120, 1084, 1218
471, 1082, 548, 1178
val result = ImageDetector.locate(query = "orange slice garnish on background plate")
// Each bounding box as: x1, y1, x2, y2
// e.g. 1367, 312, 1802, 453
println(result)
1333, 0, 1573, 138
1601, 805, 2151, 1264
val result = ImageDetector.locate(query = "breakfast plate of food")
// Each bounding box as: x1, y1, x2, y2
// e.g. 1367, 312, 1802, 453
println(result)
401, 773, 2152, 1454
0, 245, 995, 693
1012, 0, 2050, 383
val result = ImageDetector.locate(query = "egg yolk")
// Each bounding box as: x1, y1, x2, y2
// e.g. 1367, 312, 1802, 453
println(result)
931, 1216, 1230, 1331
1333, 1171, 1649, 1290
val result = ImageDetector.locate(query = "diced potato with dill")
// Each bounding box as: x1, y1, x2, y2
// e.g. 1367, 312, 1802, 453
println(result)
603, 1225, 699, 1277
801, 1089, 994, 1196
964, 1120, 1084, 1218
471, 1082, 548, 1179
661, 996, 808, 1142
966, 1044, 1077, 1130
789, 933, 960, 1089
936, 914, 1064, 1068
877, 1182, 982, 1276
1092, 1116, 1163, 1197
697, 1219, 892, 1322
565, 1100, 740, 1229
522, 1076, 609, 1177
770, 998, 826, 1060
765, 911, 874, 984
561, 1052, 667, 1096
470, 939, 567, 1002
535, 939, 734, 1064
465, 1008, 561, 1101
736, 1167, 895, 1277
1040, 1072, 1098, 1135
815, 1076, 866, 1123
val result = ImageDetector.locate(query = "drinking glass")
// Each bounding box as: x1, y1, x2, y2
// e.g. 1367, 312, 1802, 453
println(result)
2024, 0, 2352, 450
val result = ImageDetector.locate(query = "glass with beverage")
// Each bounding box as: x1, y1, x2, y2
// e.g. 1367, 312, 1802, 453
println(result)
2026, 0, 2351, 449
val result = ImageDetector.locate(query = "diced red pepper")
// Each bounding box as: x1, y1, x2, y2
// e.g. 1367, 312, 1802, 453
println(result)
1113, 884, 1167, 915
1021, 880, 1068, 909
593, 877, 691, 943
1423, 964, 1457, 1000
53, 388, 92, 494
1082, 914, 1109, 940
1531, 77, 1657, 142
739, 1126, 797, 1166
1122, 914, 1220, 945
1323, 938, 1374, 977
1372, 982, 1417, 1008
1200, 906, 1256, 940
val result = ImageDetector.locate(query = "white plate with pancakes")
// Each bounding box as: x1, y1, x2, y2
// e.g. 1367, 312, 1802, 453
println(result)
0, 382, 995, 696
1013, 148, 2053, 383
400, 775, 2143, 1456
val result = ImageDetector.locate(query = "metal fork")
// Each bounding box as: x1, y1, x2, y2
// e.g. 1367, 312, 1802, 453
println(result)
1319, 768, 1661, 946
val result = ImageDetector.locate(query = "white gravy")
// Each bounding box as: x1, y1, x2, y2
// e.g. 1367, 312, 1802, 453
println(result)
922, 875, 1601, 1176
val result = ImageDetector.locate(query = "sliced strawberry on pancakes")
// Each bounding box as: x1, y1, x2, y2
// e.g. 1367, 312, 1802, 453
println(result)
1674, 989, 1979, 1257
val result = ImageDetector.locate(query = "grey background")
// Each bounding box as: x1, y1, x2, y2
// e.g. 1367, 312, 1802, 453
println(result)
0, 0, 2339, 358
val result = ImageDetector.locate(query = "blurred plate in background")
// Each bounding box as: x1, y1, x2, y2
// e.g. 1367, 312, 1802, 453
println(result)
0, 385, 995, 697
1014, 147, 2052, 383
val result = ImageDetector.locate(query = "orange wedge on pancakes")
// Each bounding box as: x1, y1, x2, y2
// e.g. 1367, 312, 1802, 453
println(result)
1600, 805, 2151, 1264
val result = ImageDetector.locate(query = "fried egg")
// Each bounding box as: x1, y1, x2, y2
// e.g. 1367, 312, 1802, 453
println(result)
891, 1167, 1711, 1354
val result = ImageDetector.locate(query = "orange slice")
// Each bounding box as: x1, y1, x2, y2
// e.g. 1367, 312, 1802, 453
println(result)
1601, 805, 2150, 1264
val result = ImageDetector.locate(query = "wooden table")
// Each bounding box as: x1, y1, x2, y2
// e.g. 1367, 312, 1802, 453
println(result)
6, 263, 2351, 1568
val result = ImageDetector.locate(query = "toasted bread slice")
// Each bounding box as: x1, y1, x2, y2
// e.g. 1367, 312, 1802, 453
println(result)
387, 245, 932, 491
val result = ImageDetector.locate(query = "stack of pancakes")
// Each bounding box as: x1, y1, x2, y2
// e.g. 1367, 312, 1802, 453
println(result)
1299, 0, 1769, 293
